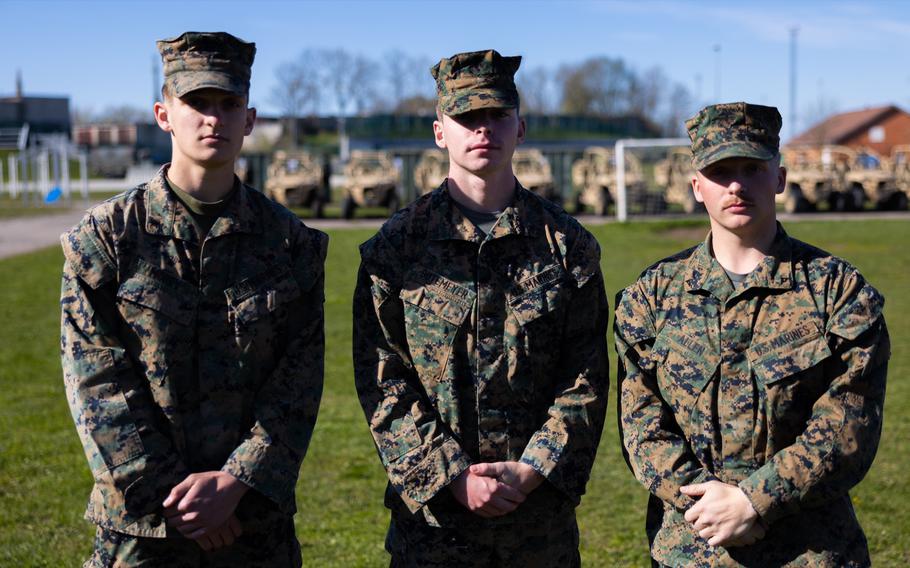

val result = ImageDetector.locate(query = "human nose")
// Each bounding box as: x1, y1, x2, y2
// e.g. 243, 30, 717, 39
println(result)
203, 106, 222, 127
728, 180, 745, 194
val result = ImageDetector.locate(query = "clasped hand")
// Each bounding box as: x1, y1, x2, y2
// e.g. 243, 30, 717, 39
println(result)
162, 471, 249, 551
680, 481, 766, 548
450, 461, 544, 518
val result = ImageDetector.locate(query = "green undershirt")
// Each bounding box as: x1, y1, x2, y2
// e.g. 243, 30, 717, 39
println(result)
166, 175, 235, 239
454, 201, 504, 236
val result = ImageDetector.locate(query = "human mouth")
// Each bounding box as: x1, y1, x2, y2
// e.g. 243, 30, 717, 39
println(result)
469, 142, 499, 151
725, 200, 752, 212
201, 134, 228, 143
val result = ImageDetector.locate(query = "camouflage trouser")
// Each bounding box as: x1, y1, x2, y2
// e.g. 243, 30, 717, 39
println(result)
386, 511, 580, 568
83, 516, 301, 568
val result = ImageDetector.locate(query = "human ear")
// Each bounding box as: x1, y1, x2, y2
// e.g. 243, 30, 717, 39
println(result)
433, 120, 446, 149
245, 107, 257, 136
692, 174, 705, 203
516, 116, 526, 145
154, 101, 172, 133
776, 166, 787, 195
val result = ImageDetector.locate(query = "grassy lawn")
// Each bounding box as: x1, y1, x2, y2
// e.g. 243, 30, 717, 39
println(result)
0, 219, 907, 566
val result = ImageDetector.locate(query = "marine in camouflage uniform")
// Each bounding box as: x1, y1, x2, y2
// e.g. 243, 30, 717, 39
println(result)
615, 103, 890, 566
353, 50, 609, 567
61, 32, 327, 567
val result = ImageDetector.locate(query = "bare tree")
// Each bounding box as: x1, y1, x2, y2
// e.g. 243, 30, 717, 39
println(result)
383, 51, 435, 114
558, 56, 637, 116
519, 66, 555, 114
350, 54, 379, 115
270, 49, 324, 146
660, 83, 695, 136
628, 66, 665, 119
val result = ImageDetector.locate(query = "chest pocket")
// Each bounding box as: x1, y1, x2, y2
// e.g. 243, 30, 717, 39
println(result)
399, 272, 474, 385
653, 324, 719, 413
507, 264, 569, 327
748, 323, 832, 427
505, 265, 571, 400
117, 260, 198, 327
226, 267, 301, 329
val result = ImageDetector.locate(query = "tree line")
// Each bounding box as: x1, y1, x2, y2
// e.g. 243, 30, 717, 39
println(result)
271, 49, 697, 136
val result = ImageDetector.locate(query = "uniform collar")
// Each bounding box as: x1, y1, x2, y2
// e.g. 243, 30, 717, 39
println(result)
428, 178, 538, 242
685, 222, 793, 295
143, 164, 262, 240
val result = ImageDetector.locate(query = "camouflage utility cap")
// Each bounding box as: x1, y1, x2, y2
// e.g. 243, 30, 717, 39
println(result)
686, 102, 782, 170
157, 31, 256, 98
431, 49, 521, 117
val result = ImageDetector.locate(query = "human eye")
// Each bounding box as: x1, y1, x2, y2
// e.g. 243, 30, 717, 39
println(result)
184, 95, 205, 110
705, 164, 728, 178
223, 97, 244, 111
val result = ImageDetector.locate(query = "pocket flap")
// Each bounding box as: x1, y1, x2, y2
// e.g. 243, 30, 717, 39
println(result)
400, 285, 472, 326
227, 268, 302, 326
749, 325, 831, 385
509, 276, 567, 326
654, 325, 719, 393
116, 262, 197, 325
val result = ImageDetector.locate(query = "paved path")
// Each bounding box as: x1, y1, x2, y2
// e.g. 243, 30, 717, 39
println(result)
0, 210, 87, 260
1, 209, 908, 261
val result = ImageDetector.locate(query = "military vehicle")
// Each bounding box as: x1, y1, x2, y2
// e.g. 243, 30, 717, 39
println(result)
824, 146, 903, 211
887, 145, 910, 210
512, 148, 560, 203
264, 150, 326, 217
341, 150, 401, 219
571, 146, 647, 215
777, 147, 836, 213
413, 149, 449, 196
654, 147, 700, 213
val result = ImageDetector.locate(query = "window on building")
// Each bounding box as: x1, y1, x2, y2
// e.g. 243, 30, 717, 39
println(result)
869, 125, 885, 143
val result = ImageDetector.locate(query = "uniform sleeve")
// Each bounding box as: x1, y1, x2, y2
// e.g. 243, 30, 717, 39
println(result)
738, 271, 889, 525
519, 229, 610, 501
614, 280, 718, 510
353, 232, 471, 513
60, 216, 190, 519
222, 227, 328, 513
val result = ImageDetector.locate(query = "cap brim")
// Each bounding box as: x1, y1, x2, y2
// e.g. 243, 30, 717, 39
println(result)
169, 71, 248, 98
442, 89, 517, 117
693, 141, 776, 170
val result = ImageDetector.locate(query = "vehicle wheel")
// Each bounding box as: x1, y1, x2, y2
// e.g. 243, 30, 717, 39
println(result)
848, 184, 866, 211
894, 192, 909, 211
595, 188, 610, 216
783, 187, 804, 214
573, 193, 585, 215
828, 192, 846, 212
311, 197, 324, 219
387, 193, 400, 216
341, 196, 356, 219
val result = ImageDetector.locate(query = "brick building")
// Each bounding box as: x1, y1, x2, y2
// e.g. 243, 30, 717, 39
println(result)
789, 105, 910, 156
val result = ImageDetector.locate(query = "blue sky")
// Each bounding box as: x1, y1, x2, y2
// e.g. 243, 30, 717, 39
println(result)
5, 0, 909, 140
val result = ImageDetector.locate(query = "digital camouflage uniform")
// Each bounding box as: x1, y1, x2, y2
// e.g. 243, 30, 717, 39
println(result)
61, 32, 327, 567
353, 50, 609, 567
614, 103, 890, 567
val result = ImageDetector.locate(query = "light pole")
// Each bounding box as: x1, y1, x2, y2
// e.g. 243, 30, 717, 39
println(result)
713, 44, 722, 101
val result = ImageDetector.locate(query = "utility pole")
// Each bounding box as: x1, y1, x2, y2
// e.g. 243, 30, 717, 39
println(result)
713, 44, 722, 101
790, 26, 799, 140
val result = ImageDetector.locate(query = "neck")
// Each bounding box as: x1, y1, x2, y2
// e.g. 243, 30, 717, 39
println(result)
446, 164, 515, 212
709, 221, 778, 274
167, 155, 236, 202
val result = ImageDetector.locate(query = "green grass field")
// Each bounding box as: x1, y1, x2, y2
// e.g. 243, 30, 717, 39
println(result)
0, 219, 907, 566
